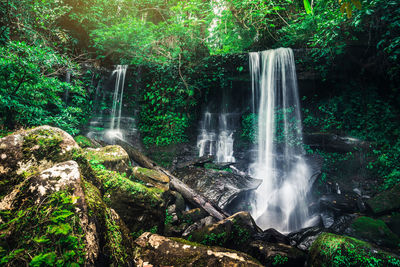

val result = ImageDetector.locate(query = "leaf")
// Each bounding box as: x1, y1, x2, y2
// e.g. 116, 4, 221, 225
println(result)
303, 0, 312, 14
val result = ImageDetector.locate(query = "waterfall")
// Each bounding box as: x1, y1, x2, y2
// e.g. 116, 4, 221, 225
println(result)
249, 48, 312, 233
110, 65, 128, 131
197, 112, 236, 163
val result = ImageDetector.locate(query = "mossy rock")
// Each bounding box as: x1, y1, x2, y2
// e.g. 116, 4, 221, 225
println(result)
367, 184, 400, 215
0, 126, 79, 200
134, 232, 263, 266
88, 161, 166, 236
309, 233, 400, 267
74, 135, 100, 149
347, 216, 400, 249
132, 166, 170, 190
0, 161, 91, 266
83, 180, 134, 265
82, 145, 131, 175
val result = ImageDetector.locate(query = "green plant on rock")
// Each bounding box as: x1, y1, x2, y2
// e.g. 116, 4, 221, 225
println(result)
0, 191, 85, 266
272, 254, 289, 266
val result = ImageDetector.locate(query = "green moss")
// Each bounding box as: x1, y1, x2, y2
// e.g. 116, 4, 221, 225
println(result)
74, 135, 94, 148
22, 129, 63, 161
309, 233, 400, 267
0, 190, 85, 266
104, 209, 128, 264
351, 216, 400, 248
367, 184, 400, 214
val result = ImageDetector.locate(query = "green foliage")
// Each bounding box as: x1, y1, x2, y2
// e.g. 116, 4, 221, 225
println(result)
241, 112, 258, 143
0, 191, 85, 266
139, 65, 197, 146
302, 85, 400, 190
0, 41, 90, 134
272, 254, 289, 266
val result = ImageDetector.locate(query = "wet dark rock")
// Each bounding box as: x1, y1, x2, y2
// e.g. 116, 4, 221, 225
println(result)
252, 228, 290, 245
303, 133, 370, 153
174, 155, 215, 169
246, 241, 307, 267
319, 193, 362, 214
328, 214, 357, 234
287, 226, 325, 251
173, 166, 262, 211
366, 183, 400, 215
380, 213, 400, 237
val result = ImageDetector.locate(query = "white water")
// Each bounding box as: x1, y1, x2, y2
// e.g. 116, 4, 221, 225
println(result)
249, 48, 312, 233
110, 65, 128, 131
197, 112, 235, 163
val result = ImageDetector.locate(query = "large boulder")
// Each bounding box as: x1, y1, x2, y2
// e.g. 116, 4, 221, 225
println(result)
87, 161, 166, 236
309, 233, 400, 266
367, 183, 400, 215
134, 232, 263, 266
173, 166, 262, 211
0, 125, 79, 199
0, 161, 103, 265
82, 145, 131, 174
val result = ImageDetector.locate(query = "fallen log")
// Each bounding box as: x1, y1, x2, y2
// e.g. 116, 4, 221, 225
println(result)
113, 138, 229, 221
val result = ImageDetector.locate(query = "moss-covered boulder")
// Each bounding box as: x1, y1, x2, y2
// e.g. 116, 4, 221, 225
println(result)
0, 159, 136, 266
0, 161, 98, 265
309, 233, 400, 267
367, 184, 400, 215
345, 216, 400, 249
82, 145, 131, 174
133, 166, 170, 190
0, 125, 79, 200
190, 211, 261, 249
74, 135, 100, 148
87, 161, 166, 237
134, 232, 263, 266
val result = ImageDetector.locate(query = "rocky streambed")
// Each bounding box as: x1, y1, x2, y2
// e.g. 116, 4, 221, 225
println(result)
0, 126, 399, 266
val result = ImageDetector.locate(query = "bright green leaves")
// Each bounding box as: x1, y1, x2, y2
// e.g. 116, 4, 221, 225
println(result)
0, 41, 90, 134
303, 0, 313, 14
0, 191, 85, 266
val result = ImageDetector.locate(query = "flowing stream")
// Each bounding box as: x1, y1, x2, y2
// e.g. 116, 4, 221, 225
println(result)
249, 48, 312, 232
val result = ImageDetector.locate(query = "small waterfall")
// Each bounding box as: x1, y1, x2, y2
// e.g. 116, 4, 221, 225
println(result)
110, 65, 128, 131
249, 48, 312, 233
197, 112, 236, 163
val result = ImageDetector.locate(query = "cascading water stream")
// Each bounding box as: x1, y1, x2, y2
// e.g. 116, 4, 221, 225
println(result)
110, 65, 128, 131
249, 48, 312, 233
106, 65, 128, 139
197, 112, 236, 163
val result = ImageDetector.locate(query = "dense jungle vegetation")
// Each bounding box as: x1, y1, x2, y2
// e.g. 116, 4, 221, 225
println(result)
0, 0, 399, 187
